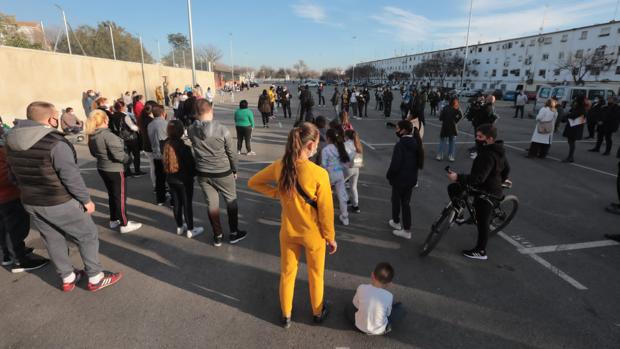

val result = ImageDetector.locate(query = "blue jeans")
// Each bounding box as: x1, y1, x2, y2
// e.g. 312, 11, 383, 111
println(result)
438, 136, 455, 158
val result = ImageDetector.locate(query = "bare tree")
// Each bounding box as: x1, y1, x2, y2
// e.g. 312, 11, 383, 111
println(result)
557, 46, 617, 85
413, 54, 464, 87
203, 45, 223, 64
292, 60, 309, 81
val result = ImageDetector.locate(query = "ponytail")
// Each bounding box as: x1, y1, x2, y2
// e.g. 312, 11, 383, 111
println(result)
326, 128, 350, 163
279, 122, 319, 195
163, 142, 179, 174
345, 129, 363, 154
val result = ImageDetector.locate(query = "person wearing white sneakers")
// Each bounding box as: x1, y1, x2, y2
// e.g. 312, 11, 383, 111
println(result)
321, 128, 351, 226
437, 97, 463, 162
163, 120, 204, 239
386, 120, 424, 239
86, 109, 142, 234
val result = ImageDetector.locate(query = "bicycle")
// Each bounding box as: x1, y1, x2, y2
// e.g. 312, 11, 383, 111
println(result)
419, 177, 519, 257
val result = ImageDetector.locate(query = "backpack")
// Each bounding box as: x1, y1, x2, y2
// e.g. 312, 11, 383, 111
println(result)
118, 116, 137, 142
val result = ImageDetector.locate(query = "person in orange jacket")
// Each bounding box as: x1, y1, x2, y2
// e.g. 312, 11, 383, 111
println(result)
248, 122, 337, 329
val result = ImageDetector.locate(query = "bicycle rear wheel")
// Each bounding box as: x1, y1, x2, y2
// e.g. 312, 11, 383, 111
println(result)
489, 195, 519, 236
420, 205, 456, 256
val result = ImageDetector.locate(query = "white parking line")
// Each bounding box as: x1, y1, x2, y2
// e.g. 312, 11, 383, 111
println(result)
424, 121, 618, 178
360, 139, 376, 150
498, 231, 588, 290
518, 240, 620, 254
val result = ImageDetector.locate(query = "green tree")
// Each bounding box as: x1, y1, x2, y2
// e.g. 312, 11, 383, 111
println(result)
55, 21, 153, 63
0, 12, 43, 49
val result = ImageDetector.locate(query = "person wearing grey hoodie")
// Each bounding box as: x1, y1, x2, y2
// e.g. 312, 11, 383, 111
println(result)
5, 101, 122, 292
188, 99, 248, 247
86, 109, 142, 234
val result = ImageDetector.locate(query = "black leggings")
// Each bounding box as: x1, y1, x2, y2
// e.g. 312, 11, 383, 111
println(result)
98, 170, 128, 225
168, 179, 194, 230
236, 126, 252, 152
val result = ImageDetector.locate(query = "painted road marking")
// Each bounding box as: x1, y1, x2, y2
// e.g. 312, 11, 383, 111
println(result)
424, 121, 617, 178
498, 231, 588, 290
518, 240, 620, 254
360, 139, 376, 150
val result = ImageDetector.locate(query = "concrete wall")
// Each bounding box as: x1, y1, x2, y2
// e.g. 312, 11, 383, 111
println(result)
0, 46, 215, 124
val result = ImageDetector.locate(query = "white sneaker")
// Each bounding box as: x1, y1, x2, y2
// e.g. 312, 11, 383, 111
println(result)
237, 151, 241, 155
388, 219, 402, 230
448, 156, 455, 162
392, 229, 412, 239
247, 151, 256, 156
176, 224, 187, 235
436, 154, 443, 161
186, 226, 204, 239
339, 214, 350, 226
109, 220, 121, 229
120, 221, 142, 234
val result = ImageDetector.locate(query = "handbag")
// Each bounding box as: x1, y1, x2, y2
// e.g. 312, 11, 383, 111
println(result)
352, 153, 364, 168
537, 121, 553, 134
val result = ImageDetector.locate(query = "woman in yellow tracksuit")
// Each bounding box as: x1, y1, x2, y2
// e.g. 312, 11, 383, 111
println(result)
248, 122, 337, 329
267, 87, 276, 116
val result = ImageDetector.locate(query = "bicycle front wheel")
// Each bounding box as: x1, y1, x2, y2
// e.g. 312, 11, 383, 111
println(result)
489, 195, 519, 236
420, 205, 456, 257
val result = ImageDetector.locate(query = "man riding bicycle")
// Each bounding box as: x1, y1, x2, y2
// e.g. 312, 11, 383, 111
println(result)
446, 124, 510, 260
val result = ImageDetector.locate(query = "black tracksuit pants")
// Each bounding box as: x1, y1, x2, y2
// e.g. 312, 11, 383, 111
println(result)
124, 139, 141, 174
0, 199, 30, 261
98, 170, 128, 225
236, 126, 252, 152
391, 185, 414, 231
448, 183, 493, 251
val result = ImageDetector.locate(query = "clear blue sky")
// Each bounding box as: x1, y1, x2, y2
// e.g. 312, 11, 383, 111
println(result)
1, 0, 617, 70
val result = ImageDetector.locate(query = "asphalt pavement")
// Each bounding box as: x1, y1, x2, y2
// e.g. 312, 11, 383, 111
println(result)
1, 84, 619, 349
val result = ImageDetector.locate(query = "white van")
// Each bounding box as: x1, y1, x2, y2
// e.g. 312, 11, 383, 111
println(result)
534, 85, 618, 113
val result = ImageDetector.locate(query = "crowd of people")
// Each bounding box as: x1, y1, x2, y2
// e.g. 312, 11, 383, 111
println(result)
1, 79, 619, 336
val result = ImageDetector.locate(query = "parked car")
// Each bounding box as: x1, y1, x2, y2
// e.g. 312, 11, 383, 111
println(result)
502, 90, 518, 101
524, 90, 537, 101
249, 81, 259, 88
458, 88, 483, 97
484, 89, 503, 100
533, 85, 618, 114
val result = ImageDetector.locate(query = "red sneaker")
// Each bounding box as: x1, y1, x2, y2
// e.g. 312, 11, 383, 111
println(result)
62, 270, 86, 292
87, 271, 123, 292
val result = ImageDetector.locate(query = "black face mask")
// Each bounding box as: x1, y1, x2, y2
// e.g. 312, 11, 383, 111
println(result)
475, 139, 487, 150
395, 131, 402, 138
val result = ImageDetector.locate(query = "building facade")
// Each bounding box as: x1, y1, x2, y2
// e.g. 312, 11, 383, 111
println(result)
358, 21, 620, 92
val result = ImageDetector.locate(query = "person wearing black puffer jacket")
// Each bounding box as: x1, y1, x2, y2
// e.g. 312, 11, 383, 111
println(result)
386, 120, 424, 241
589, 96, 620, 155
447, 124, 510, 260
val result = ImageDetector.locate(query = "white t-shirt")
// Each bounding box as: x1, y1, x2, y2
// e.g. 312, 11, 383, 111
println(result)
353, 284, 393, 335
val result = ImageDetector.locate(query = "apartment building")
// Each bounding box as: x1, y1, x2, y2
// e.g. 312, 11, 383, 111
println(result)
359, 21, 620, 92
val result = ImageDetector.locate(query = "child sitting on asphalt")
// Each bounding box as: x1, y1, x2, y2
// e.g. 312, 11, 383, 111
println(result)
345, 262, 405, 335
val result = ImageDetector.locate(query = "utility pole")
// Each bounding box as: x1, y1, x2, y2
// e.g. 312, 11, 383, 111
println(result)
230, 32, 235, 102
172, 49, 176, 67
55, 4, 71, 55
40, 21, 48, 49
460, 0, 474, 88
139, 35, 148, 99
187, 0, 197, 86
352, 36, 357, 84
106, 23, 116, 60
157, 40, 162, 64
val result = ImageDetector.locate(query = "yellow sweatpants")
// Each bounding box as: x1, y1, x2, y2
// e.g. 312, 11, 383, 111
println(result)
279, 235, 326, 317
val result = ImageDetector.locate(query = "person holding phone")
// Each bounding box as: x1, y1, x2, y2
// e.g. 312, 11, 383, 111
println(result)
248, 122, 337, 329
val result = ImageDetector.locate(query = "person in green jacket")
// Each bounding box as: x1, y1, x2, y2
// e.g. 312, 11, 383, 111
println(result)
234, 100, 255, 155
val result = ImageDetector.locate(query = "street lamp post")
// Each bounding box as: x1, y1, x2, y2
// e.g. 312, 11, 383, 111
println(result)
172, 49, 176, 67
352, 36, 357, 84
460, 0, 474, 88
55, 4, 71, 55
139, 35, 148, 99
187, 0, 197, 86
106, 23, 116, 60
230, 32, 235, 102
157, 40, 162, 64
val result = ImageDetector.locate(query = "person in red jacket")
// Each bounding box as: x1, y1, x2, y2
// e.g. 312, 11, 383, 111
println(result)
0, 128, 49, 273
